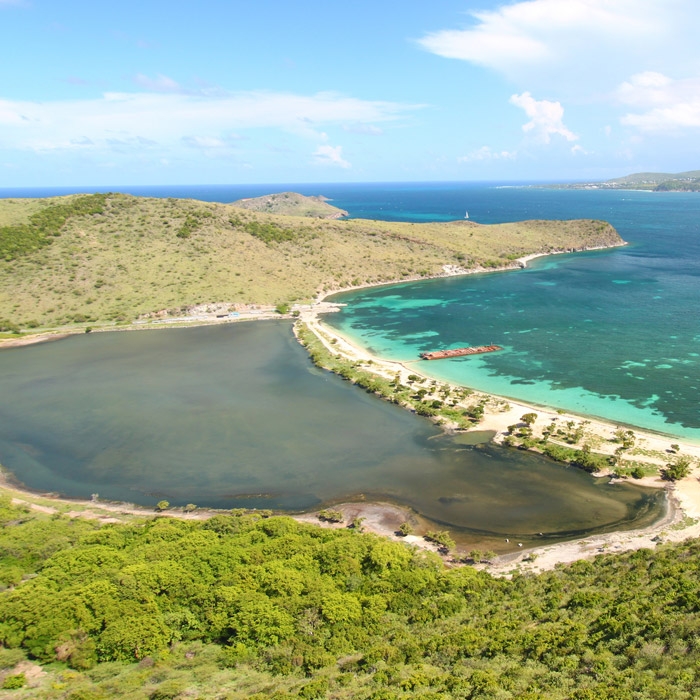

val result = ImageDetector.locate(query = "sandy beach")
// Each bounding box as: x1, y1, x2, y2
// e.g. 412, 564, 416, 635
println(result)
2, 243, 700, 575
293, 250, 700, 573
296, 310, 700, 573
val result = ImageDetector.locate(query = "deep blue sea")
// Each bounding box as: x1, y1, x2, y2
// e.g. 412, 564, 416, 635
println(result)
4, 181, 699, 440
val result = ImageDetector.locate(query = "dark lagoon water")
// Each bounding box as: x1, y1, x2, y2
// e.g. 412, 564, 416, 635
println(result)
1, 180, 689, 546
0, 322, 663, 549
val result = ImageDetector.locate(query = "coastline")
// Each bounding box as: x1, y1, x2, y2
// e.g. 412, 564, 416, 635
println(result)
0, 242, 626, 350
294, 245, 700, 571
312, 242, 628, 304
2, 448, 698, 577
296, 312, 700, 572
3, 241, 700, 573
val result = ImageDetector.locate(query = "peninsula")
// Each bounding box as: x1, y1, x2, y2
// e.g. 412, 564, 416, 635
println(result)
538, 169, 700, 191
0, 192, 621, 333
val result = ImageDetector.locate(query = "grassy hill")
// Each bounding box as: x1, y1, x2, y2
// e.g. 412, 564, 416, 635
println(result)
606, 170, 700, 186
539, 170, 700, 191
231, 191, 348, 218
0, 193, 622, 331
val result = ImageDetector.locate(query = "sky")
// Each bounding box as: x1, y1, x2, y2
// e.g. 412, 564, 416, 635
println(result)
1, 0, 700, 186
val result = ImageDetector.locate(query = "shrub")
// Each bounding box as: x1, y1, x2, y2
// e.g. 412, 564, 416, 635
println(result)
662, 456, 692, 481
0, 319, 20, 334
318, 509, 343, 523
2, 673, 25, 689
397, 522, 413, 536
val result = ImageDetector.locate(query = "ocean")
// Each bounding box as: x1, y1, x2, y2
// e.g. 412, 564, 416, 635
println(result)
321, 183, 700, 441
4, 181, 699, 439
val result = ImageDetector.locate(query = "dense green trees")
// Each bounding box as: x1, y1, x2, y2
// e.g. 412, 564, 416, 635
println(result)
2, 494, 700, 698
662, 455, 692, 481
0, 194, 108, 261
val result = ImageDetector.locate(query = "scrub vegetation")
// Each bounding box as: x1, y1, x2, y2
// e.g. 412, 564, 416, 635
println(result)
2, 494, 700, 698
0, 193, 621, 332
296, 322, 491, 430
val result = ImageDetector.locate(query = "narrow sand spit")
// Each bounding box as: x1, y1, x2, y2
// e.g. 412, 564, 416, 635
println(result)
294, 251, 700, 574
3, 245, 700, 574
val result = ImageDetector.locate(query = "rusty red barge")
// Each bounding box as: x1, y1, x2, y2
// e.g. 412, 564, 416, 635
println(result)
419, 345, 502, 360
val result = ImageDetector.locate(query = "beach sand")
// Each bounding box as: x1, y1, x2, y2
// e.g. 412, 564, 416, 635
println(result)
294, 252, 700, 574
3, 244, 700, 575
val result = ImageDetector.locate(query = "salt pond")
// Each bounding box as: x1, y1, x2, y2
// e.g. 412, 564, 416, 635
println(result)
0, 321, 664, 550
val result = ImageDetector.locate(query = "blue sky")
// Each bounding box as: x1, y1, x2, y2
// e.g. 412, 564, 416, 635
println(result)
1, 0, 700, 185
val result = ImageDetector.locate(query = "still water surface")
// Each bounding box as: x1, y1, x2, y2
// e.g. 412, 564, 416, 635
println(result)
0, 321, 663, 547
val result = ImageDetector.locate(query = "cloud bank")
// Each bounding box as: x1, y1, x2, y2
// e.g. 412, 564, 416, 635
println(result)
0, 89, 419, 155
618, 72, 700, 131
417, 0, 689, 89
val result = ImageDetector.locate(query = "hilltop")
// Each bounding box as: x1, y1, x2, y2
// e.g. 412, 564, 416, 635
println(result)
0, 193, 622, 332
231, 191, 348, 218
539, 169, 700, 191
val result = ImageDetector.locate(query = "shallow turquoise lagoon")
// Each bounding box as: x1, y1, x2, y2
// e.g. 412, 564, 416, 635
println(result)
324, 185, 700, 441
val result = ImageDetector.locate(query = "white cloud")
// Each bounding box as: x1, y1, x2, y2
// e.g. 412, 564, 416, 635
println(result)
69, 136, 94, 147
417, 0, 695, 93
458, 146, 516, 162
510, 92, 578, 143
617, 72, 700, 132
181, 135, 228, 149
0, 90, 418, 154
313, 144, 351, 169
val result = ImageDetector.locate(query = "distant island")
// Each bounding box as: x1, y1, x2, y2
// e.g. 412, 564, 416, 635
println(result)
231, 191, 348, 218
539, 169, 700, 192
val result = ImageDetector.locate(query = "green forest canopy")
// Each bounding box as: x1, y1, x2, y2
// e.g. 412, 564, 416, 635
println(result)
1, 494, 699, 699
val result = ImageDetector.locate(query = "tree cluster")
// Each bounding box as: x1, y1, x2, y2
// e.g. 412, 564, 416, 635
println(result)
2, 495, 700, 698
0, 194, 108, 261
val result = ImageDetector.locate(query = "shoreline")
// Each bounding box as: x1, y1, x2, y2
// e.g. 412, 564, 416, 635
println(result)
313, 242, 628, 305
297, 312, 700, 572
3, 241, 700, 572
2, 452, 697, 577
293, 246, 700, 570
0, 243, 625, 351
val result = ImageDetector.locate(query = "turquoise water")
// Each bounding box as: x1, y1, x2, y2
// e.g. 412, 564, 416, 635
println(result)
0, 322, 664, 549
323, 185, 700, 441
0, 181, 691, 544
12, 181, 696, 438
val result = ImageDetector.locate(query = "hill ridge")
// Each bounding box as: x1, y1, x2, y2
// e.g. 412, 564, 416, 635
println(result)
0, 192, 622, 332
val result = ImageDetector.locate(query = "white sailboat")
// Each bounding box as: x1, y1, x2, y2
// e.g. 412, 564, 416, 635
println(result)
465, 210, 469, 219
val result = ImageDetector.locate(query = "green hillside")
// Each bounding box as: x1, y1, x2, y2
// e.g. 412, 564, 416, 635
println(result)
0, 193, 622, 331
1, 494, 700, 698
539, 170, 700, 191
606, 170, 700, 186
